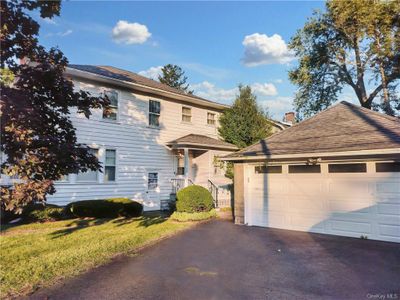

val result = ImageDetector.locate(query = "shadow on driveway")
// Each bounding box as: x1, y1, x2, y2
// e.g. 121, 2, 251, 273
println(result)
28, 219, 400, 300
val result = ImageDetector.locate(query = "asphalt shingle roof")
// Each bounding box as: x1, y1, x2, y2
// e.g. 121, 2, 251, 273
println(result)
228, 101, 400, 158
68, 64, 228, 108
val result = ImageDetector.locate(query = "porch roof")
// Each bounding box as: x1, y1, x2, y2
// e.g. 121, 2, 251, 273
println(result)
166, 134, 238, 151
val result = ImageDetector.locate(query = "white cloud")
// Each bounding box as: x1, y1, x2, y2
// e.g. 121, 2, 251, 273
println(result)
191, 81, 278, 103
138, 66, 163, 80
45, 29, 73, 38
274, 79, 283, 84
251, 82, 278, 96
59, 29, 72, 37
192, 81, 237, 102
42, 17, 57, 25
112, 20, 151, 45
242, 33, 295, 66
259, 96, 294, 119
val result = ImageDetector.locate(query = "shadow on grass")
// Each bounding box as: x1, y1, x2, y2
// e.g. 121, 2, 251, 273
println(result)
50, 211, 171, 239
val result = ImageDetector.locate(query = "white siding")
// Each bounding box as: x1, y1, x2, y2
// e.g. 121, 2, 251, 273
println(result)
48, 78, 231, 210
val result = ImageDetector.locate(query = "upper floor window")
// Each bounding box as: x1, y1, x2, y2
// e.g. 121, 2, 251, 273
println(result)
103, 90, 118, 120
104, 149, 116, 182
77, 148, 99, 182
207, 112, 216, 125
182, 106, 192, 123
149, 100, 160, 127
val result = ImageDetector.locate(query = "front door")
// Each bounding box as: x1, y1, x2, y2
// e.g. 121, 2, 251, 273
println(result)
144, 172, 160, 210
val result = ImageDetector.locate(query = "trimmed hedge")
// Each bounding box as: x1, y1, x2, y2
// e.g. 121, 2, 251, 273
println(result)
171, 209, 217, 222
27, 206, 67, 222
176, 185, 214, 213
66, 198, 143, 218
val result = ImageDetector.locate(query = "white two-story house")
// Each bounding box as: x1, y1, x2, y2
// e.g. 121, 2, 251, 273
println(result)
48, 65, 238, 211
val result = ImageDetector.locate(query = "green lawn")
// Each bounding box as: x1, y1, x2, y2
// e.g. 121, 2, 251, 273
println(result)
0, 215, 194, 298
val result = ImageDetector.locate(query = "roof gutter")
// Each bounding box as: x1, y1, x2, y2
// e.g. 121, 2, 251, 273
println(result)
167, 142, 238, 151
65, 67, 229, 111
221, 148, 400, 162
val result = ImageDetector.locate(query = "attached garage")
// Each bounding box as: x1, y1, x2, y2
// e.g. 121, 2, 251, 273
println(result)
225, 102, 400, 243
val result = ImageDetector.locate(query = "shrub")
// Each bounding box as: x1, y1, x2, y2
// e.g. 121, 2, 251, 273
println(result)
171, 209, 217, 222
66, 198, 143, 218
19, 203, 70, 223
27, 207, 66, 222
176, 185, 214, 213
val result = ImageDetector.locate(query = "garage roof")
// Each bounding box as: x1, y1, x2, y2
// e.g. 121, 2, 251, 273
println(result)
225, 101, 400, 159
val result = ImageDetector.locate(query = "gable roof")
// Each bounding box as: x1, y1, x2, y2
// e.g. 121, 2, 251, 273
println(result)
226, 101, 400, 159
67, 65, 229, 110
167, 134, 238, 151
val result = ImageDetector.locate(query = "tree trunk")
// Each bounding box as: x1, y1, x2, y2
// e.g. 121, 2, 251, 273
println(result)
353, 37, 368, 107
374, 31, 393, 115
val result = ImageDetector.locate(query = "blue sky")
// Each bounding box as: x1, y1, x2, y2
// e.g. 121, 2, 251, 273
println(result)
36, 1, 327, 119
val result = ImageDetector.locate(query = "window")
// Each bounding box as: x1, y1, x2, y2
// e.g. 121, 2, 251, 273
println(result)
376, 162, 400, 173
104, 149, 116, 182
149, 100, 160, 127
77, 149, 99, 182
328, 163, 366, 173
182, 106, 192, 123
289, 164, 321, 173
177, 156, 185, 175
207, 112, 216, 125
255, 165, 282, 174
148, 172, 158, 190
103, 90, 118, 120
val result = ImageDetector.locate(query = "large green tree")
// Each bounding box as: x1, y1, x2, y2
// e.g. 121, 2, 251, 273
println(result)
218, 85, 272, 149
0, 0, 108, 212
158, 64, 193, 94
289, 0, 400, 119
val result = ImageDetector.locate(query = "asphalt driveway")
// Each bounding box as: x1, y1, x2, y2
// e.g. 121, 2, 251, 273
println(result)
28, 219, 400, 300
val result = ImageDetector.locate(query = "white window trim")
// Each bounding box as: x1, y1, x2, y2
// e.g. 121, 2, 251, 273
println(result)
102, 89, 120, 122
147, 171, 159, 191
148, 99, 161, 128
207, 111, 216, 126
104, 148, 118, 183
181, 105, 192, 124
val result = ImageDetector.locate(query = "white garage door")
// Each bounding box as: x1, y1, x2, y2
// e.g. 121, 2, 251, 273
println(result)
245, 162, 400, 243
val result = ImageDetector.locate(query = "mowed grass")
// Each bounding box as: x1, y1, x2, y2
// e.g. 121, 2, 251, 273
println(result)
0, 215, 194, 298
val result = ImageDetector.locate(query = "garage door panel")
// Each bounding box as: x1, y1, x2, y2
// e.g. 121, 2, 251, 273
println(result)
288, 180, 323, 194
289, 197, 325, 211
329, 220, 372, 234
377, 203, 400, 215
289, 214, 326, 231
328, 180, 370, 196
375, 196, 400, 204
266, 213, 288, 229
267, 197, 287, 212
376, 182, 400, 194
376, 215, 400, 226
327, 201, 372, 214
378, 224, 400, 238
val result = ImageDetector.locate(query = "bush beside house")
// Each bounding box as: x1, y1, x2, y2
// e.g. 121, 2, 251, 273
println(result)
176, 185, 214, 213
173, 185, 216, 222
66, 198, 143, 218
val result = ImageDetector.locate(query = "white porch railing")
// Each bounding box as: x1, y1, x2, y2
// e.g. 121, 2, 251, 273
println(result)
170, 178, 194, 194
